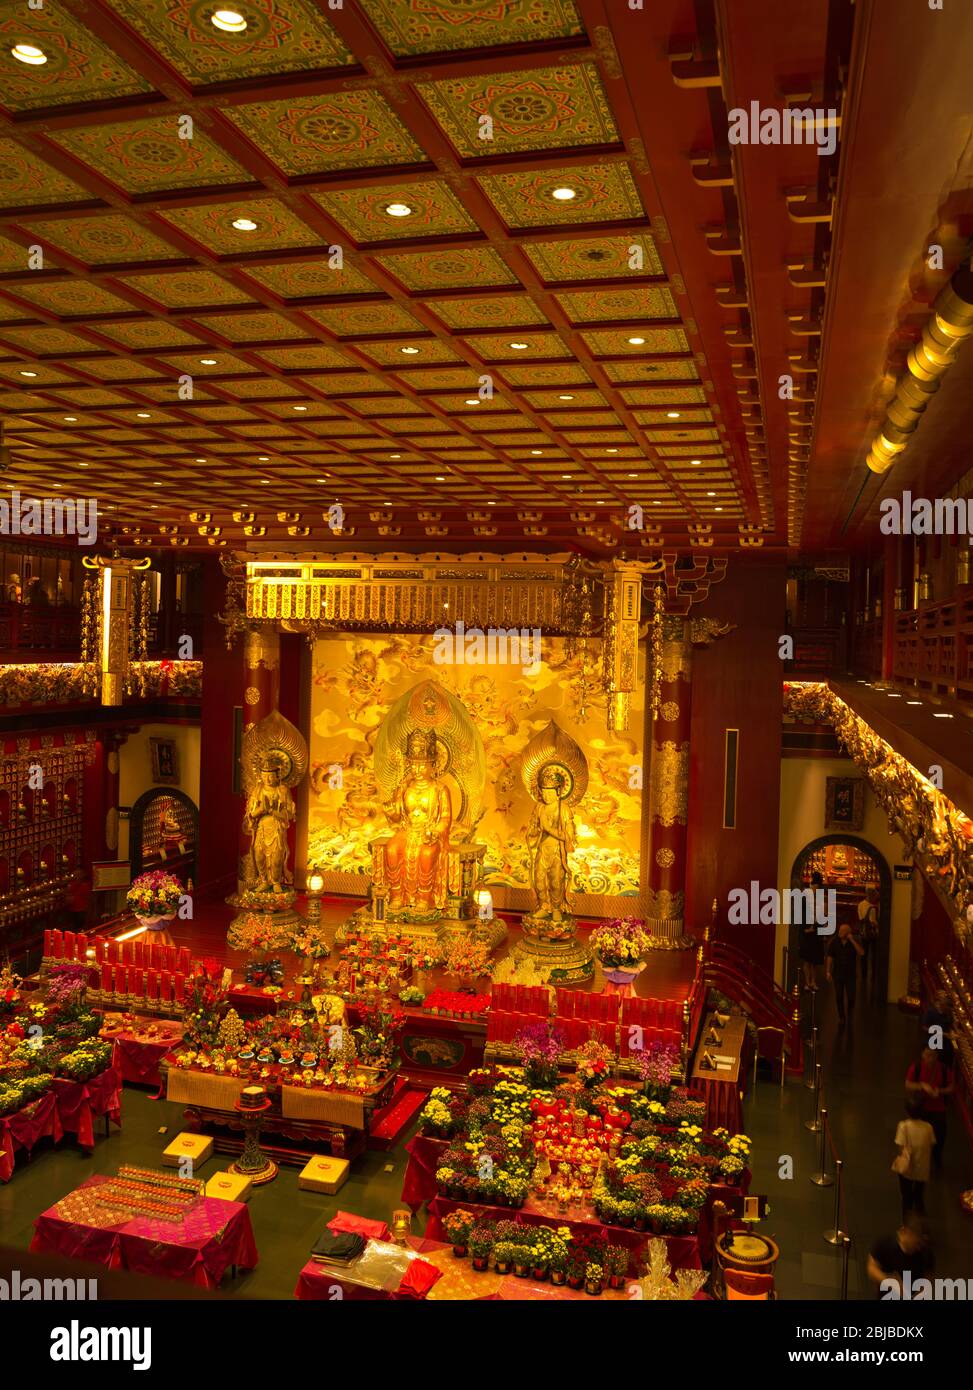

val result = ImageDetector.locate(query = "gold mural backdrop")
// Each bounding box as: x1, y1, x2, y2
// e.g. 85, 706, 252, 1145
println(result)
306, 635, 644, 913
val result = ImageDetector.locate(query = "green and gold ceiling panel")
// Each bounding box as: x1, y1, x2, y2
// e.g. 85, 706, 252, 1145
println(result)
116, 271, 255, 309
555, 287, 679, 323
523, 389, 606, 407
316, 180, 476, 244
249, 344, 347, 370
3, 281, 135, 317
306, 302, 421, 337
53, 387, 133, 407
622, 386, 707, 406
356, 0, 584, 57
429, 296, 547, 330
393, 367, 479, 390
477, 164, 643, 229
0, 236, 49, 274
157, 354, 253, 376
132, 382, 216, 403
226, 90, 425, 175
350, 396, 425, 416
583, 328, 690, 356
503, 363, 591, 386
603, 359, 699, 383
356, 339, 460, 366
643, 427, 719, 443
104, 0, 354, 83
0, 143, 92, 209
0, 5, 150, 110
462, 332, 570, 359
524, 234, 663, 282
577, 443, 637, 456
562, 430, 629, 443
465, 413, 533, 429
49, 119, 249, 195
198, 405, 273, 422
90, 320, 201, 350
0, 391, 43, 410
1, 325, 95, 355
302, 372, 378, 394
24, 215, 184, 265
377, 246, 517, 292
657, 443, 723, 457
194, 312, 310, 342
417, 62, 616, 159
633, 409, 713, 426
223, 378, 301, 398
427, 393, 512, 411
544, 411, 617, 428
158, 199, 322, 254
242, 259, 376, 299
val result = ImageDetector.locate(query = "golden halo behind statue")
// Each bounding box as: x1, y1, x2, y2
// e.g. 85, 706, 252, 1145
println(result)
241, 708, 308, 793
374, 679, 485, 831
521, 720, 588, 806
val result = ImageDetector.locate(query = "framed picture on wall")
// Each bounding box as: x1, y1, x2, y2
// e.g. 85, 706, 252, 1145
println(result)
149, 736, 179, 786
825, 775, 864, 831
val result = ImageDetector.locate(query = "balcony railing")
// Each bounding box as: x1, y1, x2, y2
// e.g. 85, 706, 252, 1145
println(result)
893, 591, 973, 701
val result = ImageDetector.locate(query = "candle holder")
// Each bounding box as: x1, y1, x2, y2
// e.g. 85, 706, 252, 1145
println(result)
229, 1088, 278, 1185
390, 1208, 412, 1245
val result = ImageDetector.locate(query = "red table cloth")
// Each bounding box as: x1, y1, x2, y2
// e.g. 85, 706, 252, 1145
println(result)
424, 1196, 702, 1275
402, 1134, 447, 1211
31, 1174, 258, 1289
51, 1067, 122, 1150
106, 1023, 184, 1089
294, 1241, 442, 1301
0, 1091, 59, 1183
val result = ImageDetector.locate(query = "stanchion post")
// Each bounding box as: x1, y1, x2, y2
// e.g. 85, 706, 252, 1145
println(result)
840, 1235, 851, 1301
811, 1107, 834, 1186
782, 945, 789, 994
804, 1062, 823, 1132
804, 1025, 818, 1090
824, 1158, 847, 1244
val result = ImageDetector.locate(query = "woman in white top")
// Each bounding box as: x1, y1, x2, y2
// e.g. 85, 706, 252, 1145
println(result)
893, 1097, 936, 1222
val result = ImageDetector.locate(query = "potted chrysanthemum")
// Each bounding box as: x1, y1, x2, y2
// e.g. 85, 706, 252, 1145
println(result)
126, 870, 183, 932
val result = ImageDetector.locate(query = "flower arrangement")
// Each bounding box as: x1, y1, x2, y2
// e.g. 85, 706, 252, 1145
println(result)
443, 935, 493, 985
183, 958, 228, 1048
576, 1038, 614, 1088
228, 913, 293, 958
126, 870, 183, 920
442, 1209, 474, 1254
398, 985, 425, 1006
589, 916, 649, 968
0, 963, 22, 1015
353, 1001, 405, 1069
633, 1040, 680, 1100
419, 1086, 461, 1137
513, 1021, 565, 1089
236, 886, 294, 911
289, 926, 330, 962
57, 1039, 111, 1081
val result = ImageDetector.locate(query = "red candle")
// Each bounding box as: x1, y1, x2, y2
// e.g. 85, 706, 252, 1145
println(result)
146, 970, 158, 999
76, 933, 88, 960
160, 971, 171, 1002
123, 941, 135, 966
178, 948, 191, 972
44, 929, 52, 957
63, 931, 75, 959
94, 937, 105, 963
101, 963, 111, 991
174, 972, 185, 1002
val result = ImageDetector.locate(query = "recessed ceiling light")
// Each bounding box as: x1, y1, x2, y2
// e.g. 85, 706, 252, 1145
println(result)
606, 448, 618, 453
667, 411, 680, 418
510, 342, 529, 350
706, 491, 715, 496
435, 475, 446, 481
385, 202, 412, 217
531, 450, 542, 455
465, 398, 479, 405
933, 712, 953, 719
652, 500, 660, 506
315, 477, 329, 483
487, 501, 496, 506
19, 370, 37, 378
558, 394, 574, 400
258, 455, 269, 461
628, 336, 645, 345
211, 9, 248, 32
906, 700, 922, 705
199, 358, 217, 365
628, 472, 638, 478
551, 187, 577, 201
261, 478, 270, 484
390, 453, 401, 459
136, 412, 151, 419
152, 482, 161, 487
11, 43, 47, 65
714, 506, 723, 512
293, 405, 308, 411
63, 416, 77, 422
596, 500, 604, 506
400, 346, 421, 355
691, 459, 701, 466
195, 457, 207, 463
231, 217, 258, 232
561, 474, 571, 480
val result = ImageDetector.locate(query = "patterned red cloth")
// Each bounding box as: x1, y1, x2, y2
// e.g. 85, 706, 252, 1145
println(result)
0, 1092, 59, 1182
31, 1174, 258, 1288
0, 1067, 122, 1182
327, 1211, 390, 1241
401, 1135, 447, 1212
423, 989, 490, 1016
107, 1025, 183, 1088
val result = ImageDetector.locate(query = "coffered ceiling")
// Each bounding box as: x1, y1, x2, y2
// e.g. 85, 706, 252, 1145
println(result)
0, 0, 940, 556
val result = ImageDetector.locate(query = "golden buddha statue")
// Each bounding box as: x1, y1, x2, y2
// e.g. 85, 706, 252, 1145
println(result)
528, 764, 576, 923
383, 729, 452, 915
245, 759, 296, 893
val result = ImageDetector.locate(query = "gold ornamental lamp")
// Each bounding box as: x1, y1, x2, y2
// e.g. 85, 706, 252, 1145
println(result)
80, 554, 152, 705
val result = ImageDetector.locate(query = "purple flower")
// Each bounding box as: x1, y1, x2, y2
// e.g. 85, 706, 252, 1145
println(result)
633, 1040, 679, 1085
513, 1021, 565, 1063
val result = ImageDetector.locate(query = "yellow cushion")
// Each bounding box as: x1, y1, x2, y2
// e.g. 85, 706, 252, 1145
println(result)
298, 1154, 350, 1193
205, 1171, 252, 1203
162, 1132, 214, 1170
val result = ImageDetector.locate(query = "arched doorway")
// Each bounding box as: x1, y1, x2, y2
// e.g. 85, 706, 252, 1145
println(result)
788, 835, 893, 999
130, 787, 199, 889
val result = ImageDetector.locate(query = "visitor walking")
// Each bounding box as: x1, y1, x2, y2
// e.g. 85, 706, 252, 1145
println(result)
825, 920, 864, 1024
905, 1044, 954, 1170
892, 1099, 936, 1221
856, 888, 879, 984
867, 1219, 934, 1298
920, 990, 956, 1068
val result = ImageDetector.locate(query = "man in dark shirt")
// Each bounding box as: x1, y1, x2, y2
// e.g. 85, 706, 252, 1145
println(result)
825, 920, 864, 1024
867, 1223, 934, 1299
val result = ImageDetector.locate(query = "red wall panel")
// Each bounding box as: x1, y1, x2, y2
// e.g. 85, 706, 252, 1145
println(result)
196, 555, 239, 896
684, 559, 786, 972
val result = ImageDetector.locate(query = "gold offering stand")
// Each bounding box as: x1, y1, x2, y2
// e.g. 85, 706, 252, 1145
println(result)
229, 1090, 278, 1186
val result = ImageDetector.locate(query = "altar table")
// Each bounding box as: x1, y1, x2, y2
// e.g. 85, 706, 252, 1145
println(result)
101, 1020, 184, 1089
31, 1174, 257, 1289
0, 1067, 122, 1183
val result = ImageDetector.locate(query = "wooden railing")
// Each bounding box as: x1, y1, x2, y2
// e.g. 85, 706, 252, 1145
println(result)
891, 593, 973, 701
